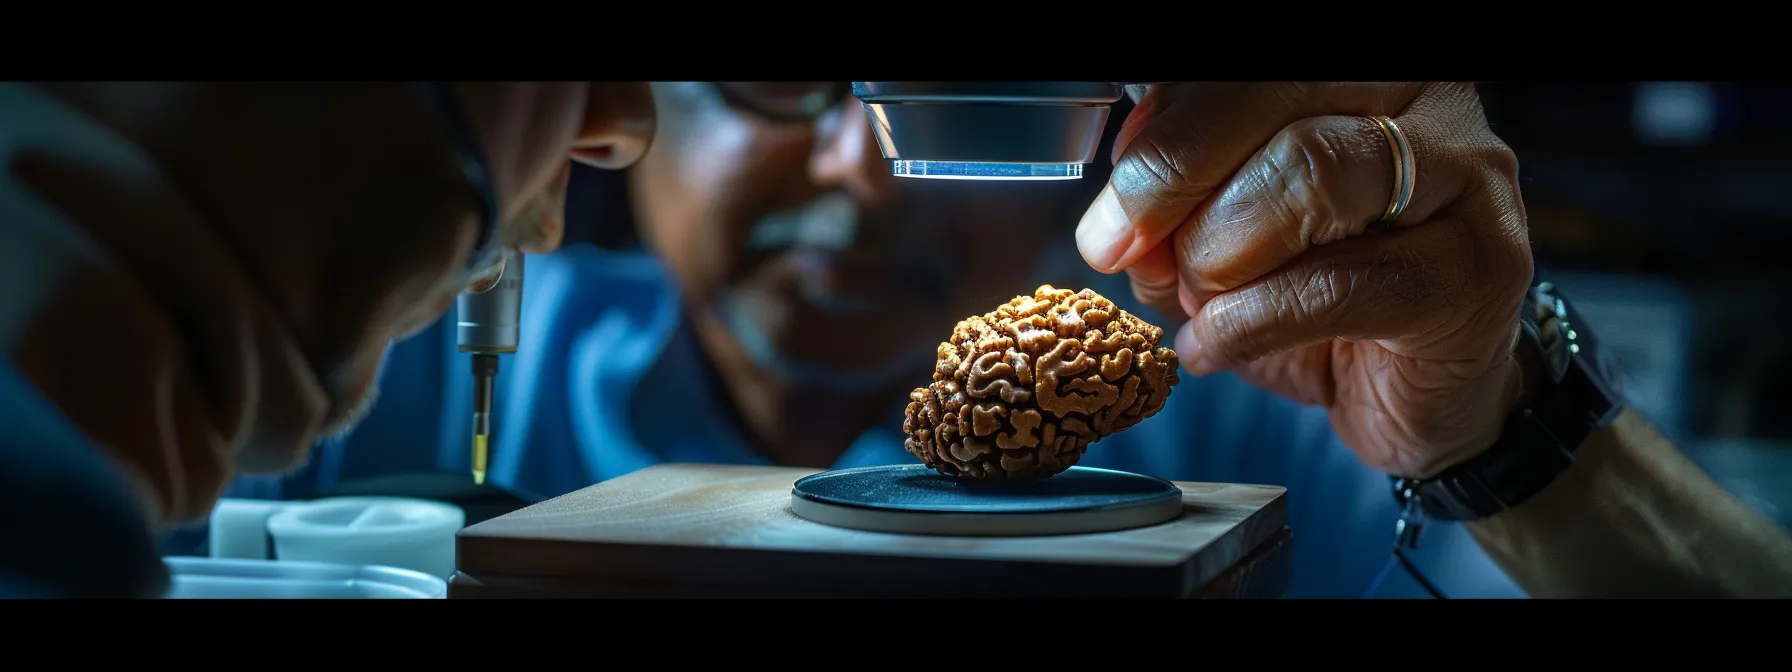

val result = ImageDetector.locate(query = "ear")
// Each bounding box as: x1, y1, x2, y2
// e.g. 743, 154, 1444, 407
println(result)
570, 82, 657, 170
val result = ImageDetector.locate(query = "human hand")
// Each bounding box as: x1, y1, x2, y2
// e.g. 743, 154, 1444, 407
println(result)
1075, 83, 1532, 479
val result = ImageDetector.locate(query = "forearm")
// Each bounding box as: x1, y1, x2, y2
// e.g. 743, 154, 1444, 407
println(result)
1466, 406, 1792, 598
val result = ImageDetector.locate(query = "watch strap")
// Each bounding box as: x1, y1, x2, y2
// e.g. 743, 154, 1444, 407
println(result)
1393, 278, 1626, 522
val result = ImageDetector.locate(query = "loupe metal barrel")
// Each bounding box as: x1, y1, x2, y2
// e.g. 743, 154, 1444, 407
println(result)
457, 249, 524, 354
850, 82, 1125, 180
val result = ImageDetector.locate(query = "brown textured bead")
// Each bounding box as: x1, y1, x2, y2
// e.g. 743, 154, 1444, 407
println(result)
902, 285, 1180, 480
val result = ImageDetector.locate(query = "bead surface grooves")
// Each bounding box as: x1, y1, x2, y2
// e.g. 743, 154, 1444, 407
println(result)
902, 285, 1181, 479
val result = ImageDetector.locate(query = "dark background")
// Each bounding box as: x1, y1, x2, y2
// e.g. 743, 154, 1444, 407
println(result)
1475, 82, 1789, 436
1475, 81, 1791, 522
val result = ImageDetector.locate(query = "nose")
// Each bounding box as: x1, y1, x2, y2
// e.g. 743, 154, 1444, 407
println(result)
809, 100, 894, 204
570, 82, 657, 170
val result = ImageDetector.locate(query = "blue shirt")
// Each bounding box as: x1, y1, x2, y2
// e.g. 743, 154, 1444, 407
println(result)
218, 242, 1527, 599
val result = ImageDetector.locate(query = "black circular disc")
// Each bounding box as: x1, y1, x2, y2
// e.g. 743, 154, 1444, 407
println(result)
789, 465, 1184, 537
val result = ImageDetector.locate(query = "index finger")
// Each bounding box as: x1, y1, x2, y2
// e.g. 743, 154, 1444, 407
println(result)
1076, 82, 1425, 273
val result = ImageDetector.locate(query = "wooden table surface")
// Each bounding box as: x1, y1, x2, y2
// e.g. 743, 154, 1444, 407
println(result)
454, 463, 1291, 598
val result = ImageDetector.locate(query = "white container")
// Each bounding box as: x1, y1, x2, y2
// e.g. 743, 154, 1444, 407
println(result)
208, 496, 465, 580
164, 557, 446, 599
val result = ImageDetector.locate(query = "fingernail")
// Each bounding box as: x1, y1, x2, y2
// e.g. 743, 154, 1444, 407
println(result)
1076, 185, 1134, 272
1175, 322, 1227, 377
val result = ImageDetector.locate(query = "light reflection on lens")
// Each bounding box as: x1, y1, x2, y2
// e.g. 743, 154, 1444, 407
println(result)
892, 161, 1083, 181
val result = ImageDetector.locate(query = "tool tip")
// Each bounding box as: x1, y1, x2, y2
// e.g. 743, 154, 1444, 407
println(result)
473, 470, 486, 486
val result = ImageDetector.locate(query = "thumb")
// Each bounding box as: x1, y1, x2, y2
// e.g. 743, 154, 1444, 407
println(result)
1079, 83, 1277, 274
1075, 84, 1185, 275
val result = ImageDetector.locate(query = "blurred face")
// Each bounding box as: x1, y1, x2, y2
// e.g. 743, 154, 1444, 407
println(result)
13, 82, 657, 522
377, 83, 655, 341
321, 83, 658, 436
629, 82, 1095, 390
56, 82, 656, 459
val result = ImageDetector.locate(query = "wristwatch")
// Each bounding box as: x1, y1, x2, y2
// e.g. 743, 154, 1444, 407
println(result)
1391, 275, 1628, 522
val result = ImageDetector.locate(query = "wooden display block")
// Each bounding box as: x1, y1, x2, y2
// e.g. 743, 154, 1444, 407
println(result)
451, 463, 1292, 599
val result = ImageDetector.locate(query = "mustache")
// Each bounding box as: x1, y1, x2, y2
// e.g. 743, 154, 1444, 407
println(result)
746, 191, 861, 253
740, 192, 954, 297
717, 292, 935, 394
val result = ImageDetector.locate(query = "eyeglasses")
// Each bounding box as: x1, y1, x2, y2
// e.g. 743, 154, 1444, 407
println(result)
710, 82, 853, 124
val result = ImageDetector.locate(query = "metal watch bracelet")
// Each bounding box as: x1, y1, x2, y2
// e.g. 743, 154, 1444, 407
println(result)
1391, 279, 1627, 522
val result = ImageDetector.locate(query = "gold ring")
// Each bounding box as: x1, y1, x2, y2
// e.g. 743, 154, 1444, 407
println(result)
1370, 115, 1415, 223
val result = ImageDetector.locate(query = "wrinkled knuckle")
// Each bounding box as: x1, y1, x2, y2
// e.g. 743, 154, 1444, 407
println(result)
1117, 135, 1196, 202
1272, 120, 1353, 247
1208, 284, 1284, 364
1208, 303, 1261, 364
1294, 264, 1346, 325
1479, 136, 1521, 185
1369, 246, 1437, 309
